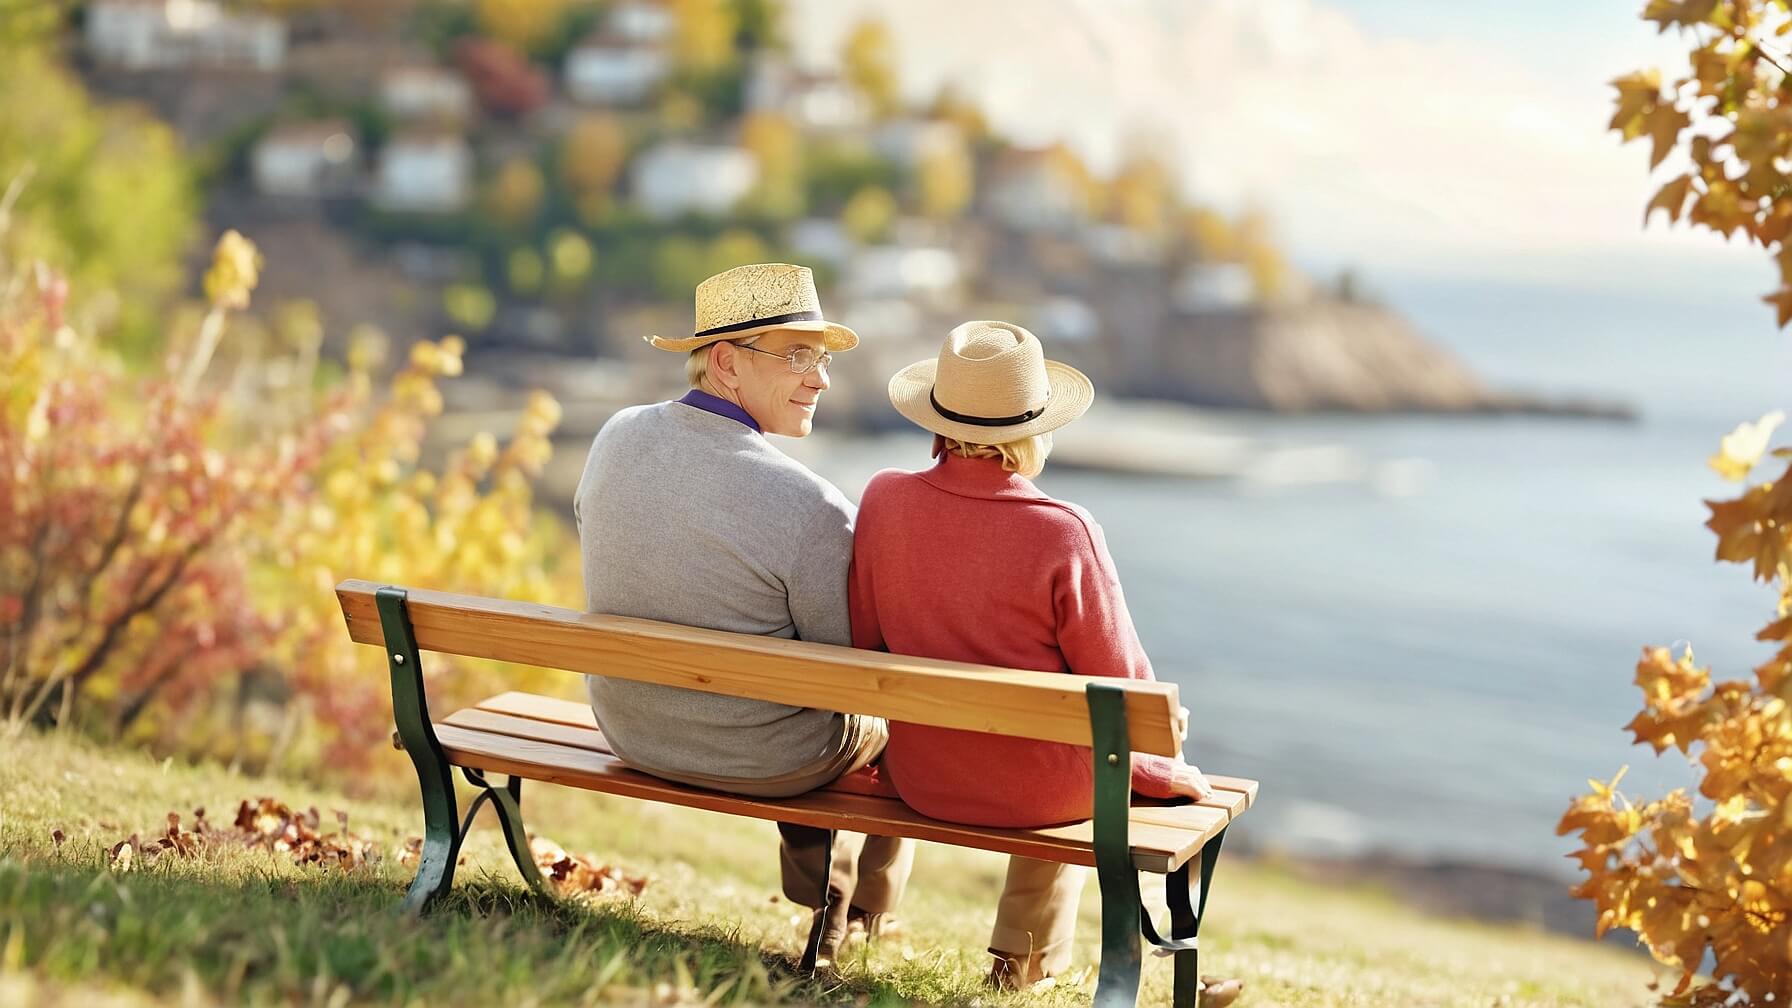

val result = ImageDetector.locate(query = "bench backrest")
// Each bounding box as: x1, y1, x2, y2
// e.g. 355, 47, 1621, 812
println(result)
336, 580, 1182, 757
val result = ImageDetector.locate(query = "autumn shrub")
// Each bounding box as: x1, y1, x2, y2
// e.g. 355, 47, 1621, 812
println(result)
1558, 412, 1792, 1004
1562, 4, 1792, 1001
1, 228, 582, 779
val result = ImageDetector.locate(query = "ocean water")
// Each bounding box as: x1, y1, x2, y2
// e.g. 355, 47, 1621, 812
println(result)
801, 274, 1792, 876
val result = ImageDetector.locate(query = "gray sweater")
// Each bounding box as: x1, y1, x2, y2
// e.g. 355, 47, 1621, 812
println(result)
573, 400, 854, 779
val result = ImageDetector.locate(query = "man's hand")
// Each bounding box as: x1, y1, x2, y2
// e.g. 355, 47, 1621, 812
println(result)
1169, 762, 1212, 801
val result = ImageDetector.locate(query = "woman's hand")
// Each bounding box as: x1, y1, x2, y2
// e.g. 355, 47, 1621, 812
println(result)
1169, 762, 1213, 801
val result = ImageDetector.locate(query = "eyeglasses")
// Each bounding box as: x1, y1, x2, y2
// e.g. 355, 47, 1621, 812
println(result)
733, 341, 832, 375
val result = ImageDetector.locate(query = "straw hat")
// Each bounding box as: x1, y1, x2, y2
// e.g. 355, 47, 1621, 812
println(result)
646, 263, 858, 352
888, 320, 1094, 442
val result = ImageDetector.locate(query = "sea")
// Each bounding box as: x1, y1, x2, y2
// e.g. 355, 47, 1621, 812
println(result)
788, 271, 1792, 878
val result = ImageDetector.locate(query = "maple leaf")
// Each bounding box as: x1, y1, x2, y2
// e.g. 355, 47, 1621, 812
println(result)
1646, 174, 1697, 225
1611, 69, 1665, 134
1647, 104, 1695, 168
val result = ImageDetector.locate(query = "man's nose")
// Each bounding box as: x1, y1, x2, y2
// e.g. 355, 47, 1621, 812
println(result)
805, 361, 830, 390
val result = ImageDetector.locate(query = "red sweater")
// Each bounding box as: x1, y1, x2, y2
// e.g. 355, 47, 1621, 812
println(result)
848, 452, 1177, 828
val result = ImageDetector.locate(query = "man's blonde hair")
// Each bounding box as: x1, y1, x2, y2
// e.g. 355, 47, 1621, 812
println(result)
686, 334, 762, 388
934, 432, 1053, 479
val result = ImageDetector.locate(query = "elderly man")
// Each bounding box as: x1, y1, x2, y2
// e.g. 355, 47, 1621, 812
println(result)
573, 263, 913, 962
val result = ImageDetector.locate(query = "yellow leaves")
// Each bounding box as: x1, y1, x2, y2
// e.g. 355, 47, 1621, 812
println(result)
1566, 392, 1792, 1002
1763, 287, 1792, 328
1711, 410, 1786, 481
1644, 0, 1723, 29
1646, 174, 1696, 225
203, 230, 261, 311
841, 185, 897, 244
1647, 104, 1694, 169
1610, 70, 1665, 135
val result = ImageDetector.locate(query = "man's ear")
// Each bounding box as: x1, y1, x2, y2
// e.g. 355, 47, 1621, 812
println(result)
708, 341, 742, 392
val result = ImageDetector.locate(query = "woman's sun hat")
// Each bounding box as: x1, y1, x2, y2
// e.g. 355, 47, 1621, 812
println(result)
888, 320, 1094, 442
646, 262, 858, 352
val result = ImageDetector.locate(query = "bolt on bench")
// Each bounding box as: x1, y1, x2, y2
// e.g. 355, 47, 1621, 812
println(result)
336, 580, 1258, 1007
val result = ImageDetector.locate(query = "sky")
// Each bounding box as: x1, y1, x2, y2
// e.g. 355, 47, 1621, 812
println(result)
783, 0, 1775, 300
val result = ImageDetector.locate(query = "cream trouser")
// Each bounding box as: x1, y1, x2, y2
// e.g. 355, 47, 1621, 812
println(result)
989, 856, 1090, 979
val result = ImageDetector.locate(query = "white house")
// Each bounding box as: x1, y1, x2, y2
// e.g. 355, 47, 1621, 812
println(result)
786, 218, 852, 266
381, 66, 472, 124
374, 132, 473, 213
86, 0, 284, 71
564, 34, 668, 105
1172, 262, 1256, 313
985, 149, 1084, 233
630, 143, 758, 218
609, 1, 674, 45
251, 121, 357, 198
743, 57, 869, 131
842, 244, 961, 304
1032, 296, 1100, 344
871, 119, 962, 169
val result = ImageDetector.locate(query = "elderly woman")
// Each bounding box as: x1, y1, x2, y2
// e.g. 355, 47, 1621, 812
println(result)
847, 321, 1238, 1001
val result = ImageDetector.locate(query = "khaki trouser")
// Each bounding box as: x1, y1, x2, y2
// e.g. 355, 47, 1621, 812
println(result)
988, 856, 1090, 981
621, 714, 915, 926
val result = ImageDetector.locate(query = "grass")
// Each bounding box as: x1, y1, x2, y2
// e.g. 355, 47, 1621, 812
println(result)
0, 728, 1665, 1007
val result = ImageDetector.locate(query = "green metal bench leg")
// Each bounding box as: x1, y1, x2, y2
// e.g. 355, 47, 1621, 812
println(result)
1163, 825, 1228, 1007
460, 767, 550, 896
798, 827, 837, 973
1088, 684, 1142, 1008
377, 588, 461, 914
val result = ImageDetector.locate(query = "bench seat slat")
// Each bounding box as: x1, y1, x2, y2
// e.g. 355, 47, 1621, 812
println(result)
456, 694, 1252, 823
433, 723, 1232, 873
336, 580, 1182, 756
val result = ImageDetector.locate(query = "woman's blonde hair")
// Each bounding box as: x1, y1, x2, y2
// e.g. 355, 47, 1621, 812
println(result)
687, 334, 762, 388
933, 432, 1053, 478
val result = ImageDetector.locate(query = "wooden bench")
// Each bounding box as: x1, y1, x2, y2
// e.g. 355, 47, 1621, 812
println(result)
336, 580, 1258, 1008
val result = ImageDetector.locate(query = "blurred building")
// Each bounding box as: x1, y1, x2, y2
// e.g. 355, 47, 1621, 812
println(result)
630, 143, 758, 218
608, 1, 675, 45
871, 118, 963, 168
743, 58, 869, 131
842, 244, 962, 305
564, 32, 669, 105
787, 218, 853, 266
374, 132, 473, 212
86, 0, 285, 71
1173, 262, 1256, 313
985, 149, 1085, 233
251, 120, 358, 198
380, 66, 473, 125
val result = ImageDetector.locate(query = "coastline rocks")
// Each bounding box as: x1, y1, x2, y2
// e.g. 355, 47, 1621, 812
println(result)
1123, 299, 1633, 420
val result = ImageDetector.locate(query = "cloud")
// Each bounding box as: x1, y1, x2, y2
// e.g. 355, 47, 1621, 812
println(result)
784, 0, 1763, 287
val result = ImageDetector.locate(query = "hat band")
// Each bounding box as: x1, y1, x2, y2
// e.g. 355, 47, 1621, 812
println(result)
929, 387, 1049, 427
694, 309, 824, 339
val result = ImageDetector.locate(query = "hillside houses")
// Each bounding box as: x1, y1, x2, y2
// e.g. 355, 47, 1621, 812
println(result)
87, 0, 285, 71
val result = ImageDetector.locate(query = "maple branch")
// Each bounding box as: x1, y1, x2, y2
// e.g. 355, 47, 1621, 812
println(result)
1749, 38, 1792, 78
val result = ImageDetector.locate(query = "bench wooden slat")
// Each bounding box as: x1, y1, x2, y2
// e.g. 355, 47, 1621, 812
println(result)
434, 723, 1228, 872
477, 691, 597, 729
463, 692, 1251, 823
444, 708, 614, 754
1204, 775, 1258, 810
338, 580, 1182, 756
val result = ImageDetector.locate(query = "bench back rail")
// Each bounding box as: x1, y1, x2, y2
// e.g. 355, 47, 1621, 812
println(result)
337, 578, 1182, 755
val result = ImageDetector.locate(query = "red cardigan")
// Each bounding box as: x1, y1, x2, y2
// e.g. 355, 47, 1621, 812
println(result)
848, 452, 1177, 828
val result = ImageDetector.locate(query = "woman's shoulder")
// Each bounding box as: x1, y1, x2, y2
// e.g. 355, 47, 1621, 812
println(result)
860, 466, 924, 500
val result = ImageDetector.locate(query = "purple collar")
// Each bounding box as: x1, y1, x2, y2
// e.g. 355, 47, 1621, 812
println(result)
677, 389, 761, 433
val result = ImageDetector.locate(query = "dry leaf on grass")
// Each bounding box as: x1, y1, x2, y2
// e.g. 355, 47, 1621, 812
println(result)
528, 835, 648, 898
94, 798, 382, 872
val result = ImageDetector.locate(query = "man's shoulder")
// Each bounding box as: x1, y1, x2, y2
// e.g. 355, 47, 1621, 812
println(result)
754, 444, 853, 518
596, 401, 668, 438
